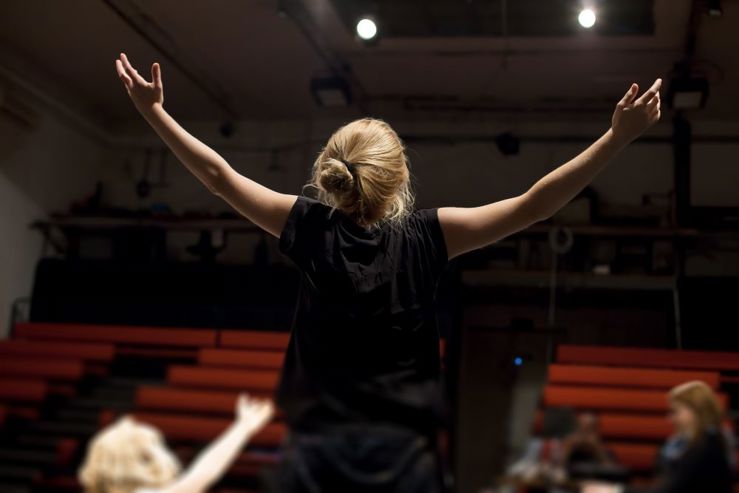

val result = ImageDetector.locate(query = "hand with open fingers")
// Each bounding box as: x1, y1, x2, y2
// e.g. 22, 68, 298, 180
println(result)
611, 78, 662, 144
235, 393, 275, 434
114, 52, 164, 114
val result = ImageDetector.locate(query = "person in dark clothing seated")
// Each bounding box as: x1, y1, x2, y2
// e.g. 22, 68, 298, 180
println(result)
563, 413, 616, 468
583, 380, 736, 493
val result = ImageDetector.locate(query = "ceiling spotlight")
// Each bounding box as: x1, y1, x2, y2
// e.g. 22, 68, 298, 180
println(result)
578, 8, 597, 28
356, 18, 378, 40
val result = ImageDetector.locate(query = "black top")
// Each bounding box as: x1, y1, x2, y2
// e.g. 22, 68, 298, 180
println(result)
627, 430, 734, 493
276, 195, 449, 437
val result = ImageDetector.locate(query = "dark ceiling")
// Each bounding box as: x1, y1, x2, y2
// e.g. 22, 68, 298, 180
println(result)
330, 0, 655, 37
0, 0, 736, 123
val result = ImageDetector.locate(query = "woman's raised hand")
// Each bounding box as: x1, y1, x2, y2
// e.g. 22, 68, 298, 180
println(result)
115, 52, 164, 114
235, 393, 275, 434
611, 78, 662, 144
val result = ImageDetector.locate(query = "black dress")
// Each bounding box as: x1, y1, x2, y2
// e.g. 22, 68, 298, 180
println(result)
271, 195, 450, 492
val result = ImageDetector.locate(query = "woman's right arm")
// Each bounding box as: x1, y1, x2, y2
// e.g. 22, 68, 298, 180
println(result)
148, 394, 274, 493
115, 53, 297, 238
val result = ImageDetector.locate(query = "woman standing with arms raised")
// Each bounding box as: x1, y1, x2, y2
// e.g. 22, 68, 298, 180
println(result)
115, 53, 661, 492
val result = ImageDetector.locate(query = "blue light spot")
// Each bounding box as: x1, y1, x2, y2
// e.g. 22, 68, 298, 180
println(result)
514, 356, 523, 366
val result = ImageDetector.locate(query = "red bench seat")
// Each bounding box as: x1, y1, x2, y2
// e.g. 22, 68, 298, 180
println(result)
0, 357, 84, 381
167, 367, 279, 392
557, 345, 739, 372
15, 322, 217, 348
0, 340, 114, 362
542, 385, 728, 413
198, 348, 285, 370
548, 364, 721, 390
135, 386, 283, 420
0, 378, 47, 402
219, 331, 290, 351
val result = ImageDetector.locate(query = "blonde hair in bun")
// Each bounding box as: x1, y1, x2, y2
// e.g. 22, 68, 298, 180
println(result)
305, 117, 415, 228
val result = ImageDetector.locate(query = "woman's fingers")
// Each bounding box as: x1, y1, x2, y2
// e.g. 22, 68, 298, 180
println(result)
636, 78, 662, 106
651, 108, 662, 123
646, 92, 660, 111
617, 83, 639, 108
115, 59, 133, 90
119, 53, 149, 86
646, 91, 661, 122
151, 62, 163, 89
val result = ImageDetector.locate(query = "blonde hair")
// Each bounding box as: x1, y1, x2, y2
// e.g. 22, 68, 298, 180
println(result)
78, 416, 181, 493
304, 117, 415, 229
669, 380, 725, 443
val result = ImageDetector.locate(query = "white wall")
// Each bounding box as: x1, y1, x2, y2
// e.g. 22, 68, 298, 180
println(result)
0, 92, 105, 336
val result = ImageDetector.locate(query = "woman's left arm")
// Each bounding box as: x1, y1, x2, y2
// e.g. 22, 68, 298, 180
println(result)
438, 78, 662, 260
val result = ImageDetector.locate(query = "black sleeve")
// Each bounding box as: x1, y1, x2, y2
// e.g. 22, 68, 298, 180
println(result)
411, 207, 449, 281
278, 195, 327, 269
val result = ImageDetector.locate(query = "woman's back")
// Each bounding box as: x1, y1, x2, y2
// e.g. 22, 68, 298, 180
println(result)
276, 195, 449, 436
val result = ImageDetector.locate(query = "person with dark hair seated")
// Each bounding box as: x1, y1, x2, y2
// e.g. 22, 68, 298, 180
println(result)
583, 381, 735, 493
561, 413, 620, 479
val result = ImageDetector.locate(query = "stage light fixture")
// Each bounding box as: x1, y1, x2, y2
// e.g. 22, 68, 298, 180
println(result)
707, 0, 723, 16
578, 8, 596, 28
496, 132, 520, 156
356, 18, 378, 40
668, 76, 709, 110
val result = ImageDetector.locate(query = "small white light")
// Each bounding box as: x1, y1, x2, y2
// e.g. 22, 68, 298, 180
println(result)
356, 18, 377, 40
578, 8, 596, 28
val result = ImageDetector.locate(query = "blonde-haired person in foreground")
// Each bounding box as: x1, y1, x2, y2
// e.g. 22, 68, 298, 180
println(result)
78, 394, 274, 493
583, 380, 735, 493
115, 51, 662, 492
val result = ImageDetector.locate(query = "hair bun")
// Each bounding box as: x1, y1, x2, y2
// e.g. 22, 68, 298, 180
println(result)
319, 157, 355, 195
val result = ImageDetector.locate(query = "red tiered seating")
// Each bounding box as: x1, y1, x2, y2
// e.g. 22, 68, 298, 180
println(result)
538, 343, 739, 474
15, 322, 217, 357
557, 345, 739, 372
0, 357, 84, 381
219, 331, 290, 351
6, 322, 448, 491
14, 322, 217, 347
0, 379, 47, 402
3, 322, 291, 493
548, 364, 721, 390
542, 385, 729, 413
135, 387, 281, 414
198, 348, 285, 370
0, 340, 114, 361
167, 366, 279, 392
